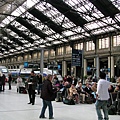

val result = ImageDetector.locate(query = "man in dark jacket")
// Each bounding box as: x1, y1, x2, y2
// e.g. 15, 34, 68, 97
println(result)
37, 74, 42, 95
8, 73, 12, 90
2, 74, 6, 92
27, 70, 37, 105
39, 74, 55, 119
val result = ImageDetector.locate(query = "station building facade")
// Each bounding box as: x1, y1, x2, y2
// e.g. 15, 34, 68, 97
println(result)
0, 33, 120, 78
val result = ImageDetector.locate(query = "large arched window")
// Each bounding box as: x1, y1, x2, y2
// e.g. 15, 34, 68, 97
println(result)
99, 37, 109, 49
86, 41, 95, 51
74, 43, 83, 50
113, 35, 120, 46
66, 46, 72, 54
58, 47, 64, 55
44, 50, 48, 57
50, 49, 55, 56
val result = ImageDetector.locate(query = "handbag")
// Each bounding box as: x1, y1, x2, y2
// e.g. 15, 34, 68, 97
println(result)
63, 98, 75, 105
108, 93, 116, 115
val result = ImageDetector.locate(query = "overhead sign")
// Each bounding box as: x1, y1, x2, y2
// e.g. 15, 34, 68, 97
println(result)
87, 67, 91, 72
24, 62, 28, 68
72, 49, 82, 67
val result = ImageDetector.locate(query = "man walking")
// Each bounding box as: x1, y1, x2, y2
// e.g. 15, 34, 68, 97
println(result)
95, 72, 110, 120
39, 74, 55, 119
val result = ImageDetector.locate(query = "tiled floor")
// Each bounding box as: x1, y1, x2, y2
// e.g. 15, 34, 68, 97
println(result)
0, 84, 119, 120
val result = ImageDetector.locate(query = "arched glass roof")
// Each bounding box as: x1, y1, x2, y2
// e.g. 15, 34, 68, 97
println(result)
0, 0, 120, 57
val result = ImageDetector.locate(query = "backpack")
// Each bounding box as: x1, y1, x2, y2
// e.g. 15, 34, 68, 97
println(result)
108, 93, 116, 115
63, 98, 75, 105
108, 104, 116, 115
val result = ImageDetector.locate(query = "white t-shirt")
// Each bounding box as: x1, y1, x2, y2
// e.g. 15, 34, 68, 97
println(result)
96, 79, 110, 100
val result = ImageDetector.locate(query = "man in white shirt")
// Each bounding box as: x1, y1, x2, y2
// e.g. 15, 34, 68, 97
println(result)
95, 72, 110, 120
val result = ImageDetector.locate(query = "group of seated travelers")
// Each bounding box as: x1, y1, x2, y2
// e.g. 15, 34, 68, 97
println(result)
52, 75, 120, 107
53, 75, 97, 104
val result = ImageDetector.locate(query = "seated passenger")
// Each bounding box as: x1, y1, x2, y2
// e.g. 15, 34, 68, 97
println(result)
84, 83, 94, 99
68, 84, 79, 104
116, 77, 120, 84
108, 84, 114, 93
76, 82, 86, 103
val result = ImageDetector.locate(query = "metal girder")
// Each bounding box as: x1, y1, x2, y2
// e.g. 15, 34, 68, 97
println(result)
0, 48, 4, 53
1, 29, 24, 46
16, 17, 48, 39
7, 24, 34, 44
0, 0, 26, 23
45, 0, 87, 27
28, 7, 65, 34
0, 44, 9, 51
89, 0, 120, 17
0, 36, 16, 49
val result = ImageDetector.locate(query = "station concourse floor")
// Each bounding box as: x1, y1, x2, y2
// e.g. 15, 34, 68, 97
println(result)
0, 84, 120, 120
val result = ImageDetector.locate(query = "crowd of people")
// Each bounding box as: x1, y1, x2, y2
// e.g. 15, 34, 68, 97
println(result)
0, 70, 120, 120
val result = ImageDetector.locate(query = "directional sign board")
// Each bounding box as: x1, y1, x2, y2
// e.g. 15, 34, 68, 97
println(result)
72, 49, 82, 67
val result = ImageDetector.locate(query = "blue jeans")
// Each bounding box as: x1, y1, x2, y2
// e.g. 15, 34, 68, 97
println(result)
95, 100, 109, 120
40, 100, 53, 118
37, 84, 42, 94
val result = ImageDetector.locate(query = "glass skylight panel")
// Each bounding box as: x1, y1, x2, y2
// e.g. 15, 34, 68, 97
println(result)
63, 21, 75, 28
47, 9, 57, 18
70, 35, 83, 40
40, 45, 46, 48
12, 6, 25, 16
92, 12, 102, 19
93, 28, 106, 35
52, 41, 62, 45
36, 4, 47, 11
24, 49, 28, 52
113, 24, 120, 29
80, 6, 88, 13
15, 23, 27, 31
56, 15, 65, 23
115, 14, 120, 20
46, 37, 54, 41
65, 0, 76, 6
31, 35, 39, 40
61, 38, 68, 42
6, 16, 14, 22
53, 33, 63, 39
2, 17, 11, 25
25, 0, 36, 8
95, 20, 106, 28
0, 22, 5, 27
31, 20, 39, 26
55, 16, 64, 24
111, 0, 120, 9
25, 43, 31, 47
44, 30, 54, 35
102, 17, 114, 25
44, 11, 60, 25
63, 31, 75, 36
16, 46, 22, 50
86, 22, 100, 30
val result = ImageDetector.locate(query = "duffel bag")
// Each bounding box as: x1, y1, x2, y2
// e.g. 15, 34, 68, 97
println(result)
63, 98, 75, 105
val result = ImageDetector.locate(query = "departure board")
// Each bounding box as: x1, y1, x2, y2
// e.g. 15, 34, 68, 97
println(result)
72, 49, 82, 67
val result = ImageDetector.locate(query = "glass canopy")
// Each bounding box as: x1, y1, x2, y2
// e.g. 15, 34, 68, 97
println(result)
0, 0, 120, 57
